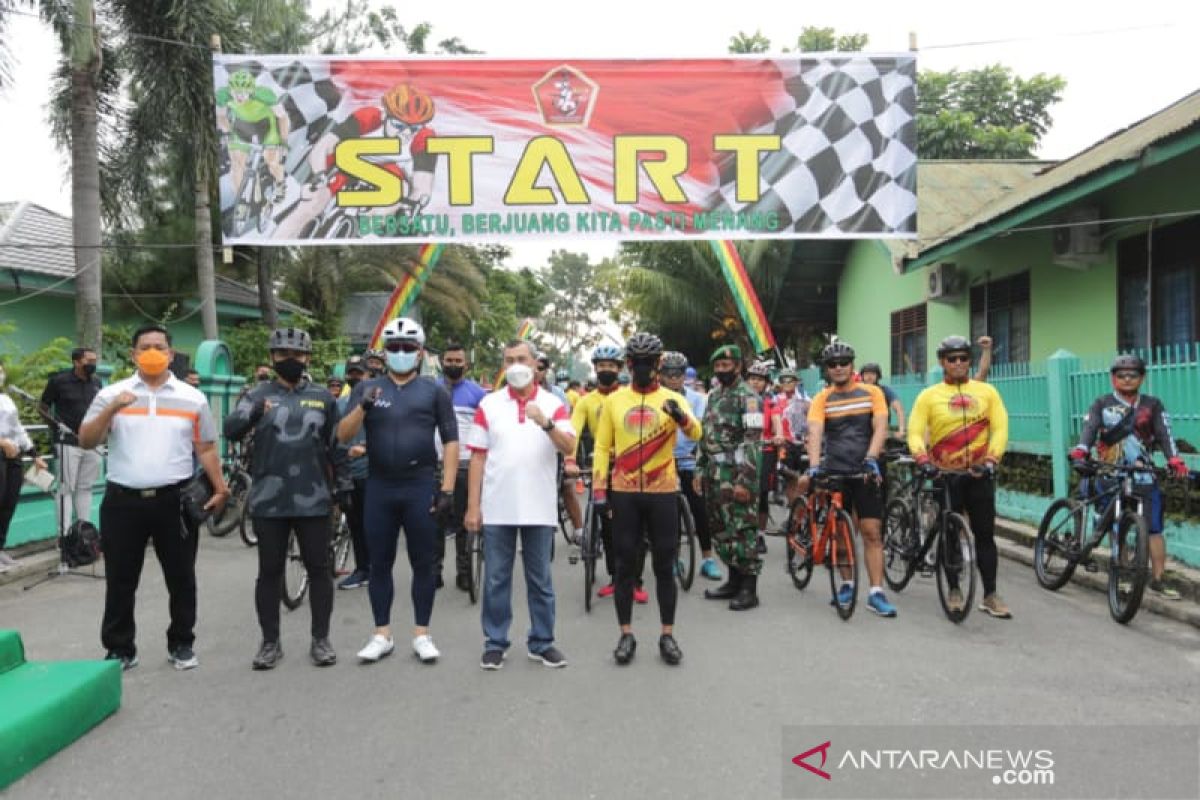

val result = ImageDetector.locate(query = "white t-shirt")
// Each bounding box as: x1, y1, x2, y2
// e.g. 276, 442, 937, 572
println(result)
465, 386, 572, 527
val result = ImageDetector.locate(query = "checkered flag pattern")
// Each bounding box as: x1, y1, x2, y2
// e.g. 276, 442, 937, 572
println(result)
706, 55, 917, 237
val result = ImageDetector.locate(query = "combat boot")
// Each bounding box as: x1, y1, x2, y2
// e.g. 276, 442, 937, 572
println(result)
704, 567, 741, 600
729, 574, 760, 610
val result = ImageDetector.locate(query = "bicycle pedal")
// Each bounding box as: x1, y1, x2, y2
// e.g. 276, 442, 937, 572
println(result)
1082, 560, 1098, 573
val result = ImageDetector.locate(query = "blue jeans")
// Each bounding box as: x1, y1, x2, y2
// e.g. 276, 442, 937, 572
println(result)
481, 525, 556, 654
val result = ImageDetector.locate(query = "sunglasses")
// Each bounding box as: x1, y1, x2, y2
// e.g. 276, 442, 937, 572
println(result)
383, 341, 421, 353
1114, 371, 1142, 380
826, 359, 853, 368
943, 354, 971, 364
661, 369, 684, 378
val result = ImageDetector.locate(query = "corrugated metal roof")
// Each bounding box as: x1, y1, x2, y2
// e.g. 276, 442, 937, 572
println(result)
0, 199, 307, 314
915, 89, 1200, 256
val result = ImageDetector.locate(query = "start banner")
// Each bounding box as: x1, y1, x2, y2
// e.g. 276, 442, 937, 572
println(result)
213, 55, 917, 246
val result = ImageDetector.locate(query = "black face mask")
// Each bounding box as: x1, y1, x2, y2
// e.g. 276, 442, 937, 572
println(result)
346, 376, 361, 388
442, 365, 465, 381
256, 373, 271, 382
715, 370, 737, 387
368, 367, 382, 378
81, 364, 97, 378
596, 370, 619, 387
630, 362, 655, 389
273, 358, 305, 384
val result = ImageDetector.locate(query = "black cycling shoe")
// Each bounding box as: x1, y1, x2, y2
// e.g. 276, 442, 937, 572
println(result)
252, 641, 283, 670
658, 634, 683, 666
310, 637, 337, 667
613, 633, 637, 665
704, 568, 741, 600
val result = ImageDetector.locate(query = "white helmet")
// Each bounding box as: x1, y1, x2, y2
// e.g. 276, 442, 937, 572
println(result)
381, 317, 425, 346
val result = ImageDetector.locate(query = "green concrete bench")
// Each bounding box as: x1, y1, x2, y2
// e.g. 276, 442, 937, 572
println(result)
0, 629, 122, 790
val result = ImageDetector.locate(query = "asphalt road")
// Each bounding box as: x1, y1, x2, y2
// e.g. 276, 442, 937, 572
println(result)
3, 522, 1199, 799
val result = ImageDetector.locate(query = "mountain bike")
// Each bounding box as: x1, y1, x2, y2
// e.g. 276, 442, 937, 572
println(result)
208, 438, 254, 545
785, 472, 863, 620
576, 470, 601, 612
1034, 461, 1153, 624
282, 508, 351, 611
882, 463, 978, 624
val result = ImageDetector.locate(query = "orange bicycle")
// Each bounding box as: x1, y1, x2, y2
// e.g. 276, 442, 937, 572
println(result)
786, 472, 864, 620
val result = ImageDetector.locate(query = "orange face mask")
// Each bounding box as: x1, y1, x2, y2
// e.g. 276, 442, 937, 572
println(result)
135, 348, 171, 376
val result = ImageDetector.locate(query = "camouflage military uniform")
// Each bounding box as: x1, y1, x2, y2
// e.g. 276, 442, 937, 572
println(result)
697, 376, 763, 575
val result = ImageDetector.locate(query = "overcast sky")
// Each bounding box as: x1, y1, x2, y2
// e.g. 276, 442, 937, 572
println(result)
0, 0, 1195, 268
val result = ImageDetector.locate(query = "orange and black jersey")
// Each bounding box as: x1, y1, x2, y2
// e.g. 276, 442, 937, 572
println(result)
593, 384, 702, 494
807, 382, 888, 472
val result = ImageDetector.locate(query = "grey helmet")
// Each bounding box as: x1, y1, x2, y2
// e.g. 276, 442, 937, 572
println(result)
660, 351, 688, 370
1110, 353, 1146, 374
269, 327, 312, 353
821, 341, 855, 364
936, 335, 972, 359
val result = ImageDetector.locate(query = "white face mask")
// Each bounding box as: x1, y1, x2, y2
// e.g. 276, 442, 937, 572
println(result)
505, 363, 534, 389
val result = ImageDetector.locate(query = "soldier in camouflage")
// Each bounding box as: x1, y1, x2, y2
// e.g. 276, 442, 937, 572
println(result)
225, 327, 351, 670
696, 344, 764, 610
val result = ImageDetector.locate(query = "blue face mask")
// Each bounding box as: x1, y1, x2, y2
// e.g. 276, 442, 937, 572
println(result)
386, 350, 419, 375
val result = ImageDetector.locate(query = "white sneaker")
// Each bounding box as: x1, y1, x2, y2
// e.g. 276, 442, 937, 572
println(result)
356, 634, 394, 662
0, 551, 18, 567
412, 634, 440, 663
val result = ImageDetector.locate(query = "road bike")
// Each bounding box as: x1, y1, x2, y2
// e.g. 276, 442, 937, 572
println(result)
785, 472, 864, 620
222, 139, 279, 238
1034, 461, 1153, 624
882, 461, 978, 624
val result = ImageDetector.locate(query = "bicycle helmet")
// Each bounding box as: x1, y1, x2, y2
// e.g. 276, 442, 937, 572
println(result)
821, 341, 855, 364
936, 335, 972, 358
859, 362, 882, 378
382, 84, 435, 125
1110, 353, 1146, 374
363, 348, 384, 363
345, 355, 366, 374
660, 351, 688, 370
381, 316, 425, 346
268, 327, 312, 353
746, 360, 772, 379
555, 368, 569, 382
777, 367, 799, 381
591, 344, 624, 363
228, 69, 256, 92
624, 332, 663, 358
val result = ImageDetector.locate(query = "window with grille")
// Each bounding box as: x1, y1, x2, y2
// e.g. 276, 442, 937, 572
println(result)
970, 272, 1030, 365
890, 304, 926, 376
1117, 217, 1199, 352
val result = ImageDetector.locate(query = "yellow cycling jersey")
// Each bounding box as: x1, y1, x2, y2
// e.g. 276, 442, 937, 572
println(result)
907, 379, 1009, 470
570, 387, 617, 460
593, 385, 702, 494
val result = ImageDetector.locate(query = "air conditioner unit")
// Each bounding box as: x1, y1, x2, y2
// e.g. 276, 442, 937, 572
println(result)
1052, 207, 1103, 268
926, 262, 961, 303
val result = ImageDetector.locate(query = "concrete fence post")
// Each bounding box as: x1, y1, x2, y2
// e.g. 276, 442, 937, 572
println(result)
1046, 349, 1080, 498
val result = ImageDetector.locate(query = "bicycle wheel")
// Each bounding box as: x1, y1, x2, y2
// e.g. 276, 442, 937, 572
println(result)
827, 508, 859, 620
935, 512, 976, 624
1034, 498, 1084, 590
1108, 510, 1149, 624
676, 494, 697, 591
467, 529, 483, 605
281, 530, 309, 610
583, 515, 597, 613
330, 513, 352, 579
787, 497, 814, 591
558, 494, 575, 546
882, 498, 918, 592
239, 492, 258, 547
208, 470, 248, 537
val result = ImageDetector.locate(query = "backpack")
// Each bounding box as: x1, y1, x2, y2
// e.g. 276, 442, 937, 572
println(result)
63, 520, 102, 568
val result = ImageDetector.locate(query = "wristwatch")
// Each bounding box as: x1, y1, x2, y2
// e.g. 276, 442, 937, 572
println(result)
542, 420, 555, 432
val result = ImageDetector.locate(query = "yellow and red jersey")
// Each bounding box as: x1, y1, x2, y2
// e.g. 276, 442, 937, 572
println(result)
593, 384, 702, 494
908, 380, 1009, 470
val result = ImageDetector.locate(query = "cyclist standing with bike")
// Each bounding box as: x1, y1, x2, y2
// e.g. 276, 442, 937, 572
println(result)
907, 335, 1011, 619
224, 328, 352, 670
698, 344, 764, 610
806, 341, 896, 617
593, 333, 701, 665
1068, 354, 1189, 600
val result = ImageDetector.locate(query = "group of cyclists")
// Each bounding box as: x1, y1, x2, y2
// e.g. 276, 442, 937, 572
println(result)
216, 317, 1190, 670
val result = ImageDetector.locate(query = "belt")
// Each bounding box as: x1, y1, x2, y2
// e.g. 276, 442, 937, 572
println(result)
107, 479, 189, 498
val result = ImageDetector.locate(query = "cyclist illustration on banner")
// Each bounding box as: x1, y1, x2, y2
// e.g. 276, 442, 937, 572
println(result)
216, 69, 291, 238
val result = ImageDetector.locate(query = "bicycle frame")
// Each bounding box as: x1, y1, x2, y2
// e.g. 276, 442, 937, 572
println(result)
1073, 464, 1150, 557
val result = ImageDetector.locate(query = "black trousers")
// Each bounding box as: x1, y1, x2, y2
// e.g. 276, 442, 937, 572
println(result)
0, 460, 23, 549
100, 486, 198, 657
253, 516, 333, 642
610, 491, 678, 627
437, 465, 471, 578
946, 474, 999, 596
346, 478, 369, 572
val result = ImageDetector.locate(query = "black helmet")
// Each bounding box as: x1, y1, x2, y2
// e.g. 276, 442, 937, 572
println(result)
1110, 353, 1146, 374
746, 359, 772, 379
936, 335, 972, 358
660, 351, 688, 370
860, 362, 882, 377
268, 327, 312, 353
345, 355, 366, 374
624, 332, 663, 358
821, 341, 855, 364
